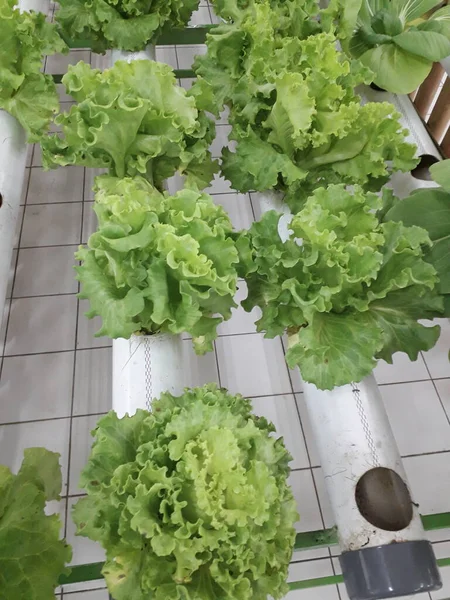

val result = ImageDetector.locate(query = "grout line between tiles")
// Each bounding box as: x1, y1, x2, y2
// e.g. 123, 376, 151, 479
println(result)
63, 164, 87, 534
422, 349, 450, 427
0, 145, 34, 366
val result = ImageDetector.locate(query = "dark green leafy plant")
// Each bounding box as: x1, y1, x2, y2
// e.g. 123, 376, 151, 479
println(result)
0, 0, 67, 140
192, 1, 418, 211
73, 384, 298, 600
0, 448, 72, 599
76, 176, 240, 353
41, 60, 218, 190
382, 159, 450, 315
349, 1, 450, 93
56, 0, 200, 52
239, 184, 443, 389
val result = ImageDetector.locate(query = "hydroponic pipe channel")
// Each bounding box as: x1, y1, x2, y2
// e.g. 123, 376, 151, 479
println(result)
109, 45, 185, 417
0, 0, 50, 325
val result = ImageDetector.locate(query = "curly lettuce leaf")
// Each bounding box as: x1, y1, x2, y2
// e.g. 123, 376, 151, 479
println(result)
73, 384, 298, 600
240, 185, 443, 389
76, 176, 239, 353
0, 448, 72, 599
56, 0, 200, 52
41, 60, 217, 189
193, 9, 418, 208
0, 0, 66, 140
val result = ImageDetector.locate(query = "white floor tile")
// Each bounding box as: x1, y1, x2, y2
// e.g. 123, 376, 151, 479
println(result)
404, 453, 450, 514
5, 295, 78, 355
69, 415, 103, 495
287, 559, 339, 600
66, 590, 109, 600
423, 319, 450, 379
6, 249, 17, 298
251, 394, 309, 470
21, 168, 30, 204
181, 340, 220, 388
66, 497, 106, 566
73, 348, 112, 416
27, 167, 84, 204
312, 467, 335, 529
0, 352, 74, 423
13, 206, 24, 248
374, 352, 430, 385
295, 393, 320, 468
210, 124, 232, 158
176, 45, 207, 69
155, 46, 178, 68
431, 541, 450, 599
0, 300, 10, 355
205, 173, 233, 194
77, 299, 112, 349
381, 381, 450, 456
215, 333, 291, 397
212, 192, 254, 230
13, 246, 78, 297
289, 469, 324, 533
45, 50, 91, 75
84, 168, 107, 202
82, 202, 97, 243
189, 6, 212, 25
217, 281, 260, 336
0, 418, 70, 494
21, 203, 82, 247
32, 145, 43, 166
435, 378, 450, 421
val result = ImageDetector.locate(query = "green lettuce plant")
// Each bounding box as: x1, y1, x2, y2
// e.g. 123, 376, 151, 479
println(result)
73, 384, 298, 600
192, 2, 418, 211
348, 1, 450, 93
56, 0, 199, 52
238, 184, 443, 389
0, 0, 67, 140
0, 448, 72, 599
41, 60, 218, 190
76, 176, 240, 353
382, 159, 450, 315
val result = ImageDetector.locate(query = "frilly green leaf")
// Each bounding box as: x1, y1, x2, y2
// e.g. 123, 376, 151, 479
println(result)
76, 176, 239, 352
73, 384, 298, 600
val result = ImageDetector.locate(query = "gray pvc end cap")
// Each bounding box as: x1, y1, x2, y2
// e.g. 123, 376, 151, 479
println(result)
340, 540, 442, 600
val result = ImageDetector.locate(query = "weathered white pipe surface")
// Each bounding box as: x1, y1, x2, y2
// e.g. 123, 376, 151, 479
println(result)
111, 46, 156, 65
0, 111, 28, 320
113, 334, 184, 417
361, 86, 440, 159
303, 374, 424, 551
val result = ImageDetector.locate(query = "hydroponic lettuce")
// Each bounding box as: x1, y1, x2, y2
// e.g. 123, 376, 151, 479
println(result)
0, 448, 72, 599
0, 0, 67, 140
192, 3, 418, 211
73, 384, 298, 600
41, 60, 217, 190
56, 0, 199, 53
239, 184, 443, 389
76, 176, 239, 353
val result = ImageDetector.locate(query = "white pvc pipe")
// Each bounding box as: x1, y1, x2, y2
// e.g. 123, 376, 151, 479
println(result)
0, 111, 28, 318
111, 46, 156, 65
19, 0, 49, 12
112, 334, 184, 417
302, 374, 425, 551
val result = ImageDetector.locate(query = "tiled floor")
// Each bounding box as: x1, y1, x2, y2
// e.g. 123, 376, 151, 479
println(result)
1, 3, 450, 600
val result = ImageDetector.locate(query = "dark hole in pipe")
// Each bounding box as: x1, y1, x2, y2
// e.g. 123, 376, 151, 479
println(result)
411, 154, 440, 181
370, 82, 387, 92
355, 467, 413, 532
0, 193, 2, 208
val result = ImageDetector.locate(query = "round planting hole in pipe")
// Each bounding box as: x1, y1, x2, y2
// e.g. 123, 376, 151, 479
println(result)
411, 154, 440, 181
355, 467, 413, 531
0, 192, 2, 208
